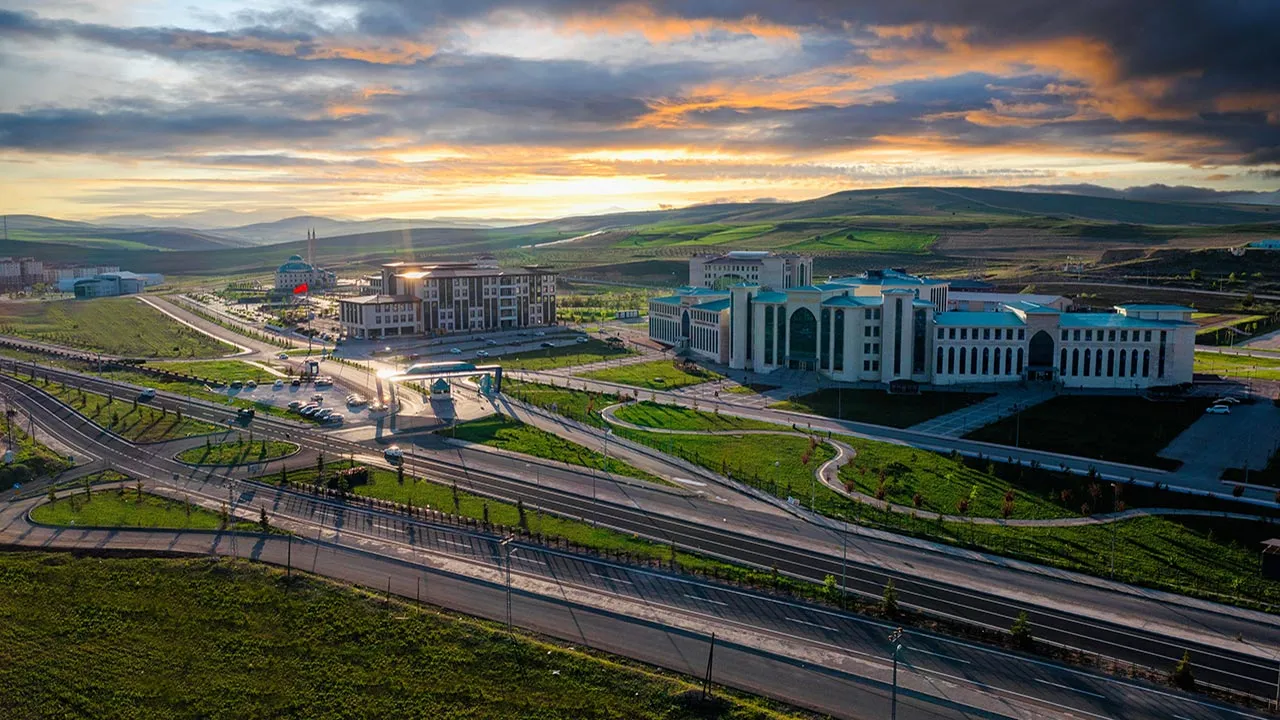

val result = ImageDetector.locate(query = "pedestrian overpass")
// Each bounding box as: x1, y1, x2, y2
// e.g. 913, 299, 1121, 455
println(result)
374, 361, 504, 409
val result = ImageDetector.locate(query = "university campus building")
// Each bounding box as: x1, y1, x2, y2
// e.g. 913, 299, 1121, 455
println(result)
689, 250, 815, 289
649, 264, 1196, 390
338, 261, 557, 339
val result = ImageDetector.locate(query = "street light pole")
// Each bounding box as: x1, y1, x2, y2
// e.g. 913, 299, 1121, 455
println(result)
888, 627, 905, 720
501, 535, 516, 632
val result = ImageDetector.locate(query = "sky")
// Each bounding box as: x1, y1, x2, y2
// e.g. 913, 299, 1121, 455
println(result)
1, 0, 1278, 221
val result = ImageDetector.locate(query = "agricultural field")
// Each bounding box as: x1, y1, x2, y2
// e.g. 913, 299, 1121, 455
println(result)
498, 338, 635, 371
1194, 351, 1280, 380
0, 297, 235, 358
30, 488, 256, 531
0, 553, 800, 720
784, 229, 936, 254
964, 395, 1214, 469
580, 359, 722, 390
446, 414, 666, 485
769, 388, 991, 428
176, 439, 298, 466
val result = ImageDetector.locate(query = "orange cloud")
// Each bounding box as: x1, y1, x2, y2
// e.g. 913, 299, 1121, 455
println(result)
168, 32, 434, 65
559, 3, 800, 43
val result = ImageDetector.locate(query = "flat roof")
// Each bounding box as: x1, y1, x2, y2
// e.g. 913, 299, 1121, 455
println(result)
951, 291, 1065, 305
651, 295, 683, 306
935, 311, 1026, 327
753, 291, 788, 304
692, 299, 731, 312
1059, 314, 1196, 329
1116, 304, 1195, 312
822, 296, 879, 308
340, 294, 419, 305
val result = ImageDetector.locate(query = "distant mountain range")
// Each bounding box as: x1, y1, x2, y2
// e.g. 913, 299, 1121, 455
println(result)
2, 185, 1276, 261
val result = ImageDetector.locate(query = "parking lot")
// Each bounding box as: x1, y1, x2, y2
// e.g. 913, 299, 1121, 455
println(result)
1159, 399, 1280, 488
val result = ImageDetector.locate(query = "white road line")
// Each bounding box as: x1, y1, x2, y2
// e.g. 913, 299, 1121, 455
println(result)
684, 594, 728, 607
438, 538, 472, 549
785, 617, 840, 632
1034, 678, 1106, 699
590, 572, 634, 584
910, 648, 970, 665
511, 555, 546, 565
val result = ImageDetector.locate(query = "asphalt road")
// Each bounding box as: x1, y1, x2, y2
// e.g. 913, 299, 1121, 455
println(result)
4, 363, 1280, 706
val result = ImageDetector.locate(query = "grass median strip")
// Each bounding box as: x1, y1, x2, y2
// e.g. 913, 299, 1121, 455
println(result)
7, 370, 221, 442
31, 485, 256, 531
445, 414, 670, 486
580, 359, 722, 390
177, 439, 298, 466
0, 553, 806, 719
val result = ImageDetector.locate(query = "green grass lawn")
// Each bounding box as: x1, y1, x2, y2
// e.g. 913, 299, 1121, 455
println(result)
0, 414, 73, 490
0, 553, 801, 720
613, 401, 779, 432
503, 378, 619, 429
770, 388, 992, 428
964, 395, 1213, 470
177, 439, 298, 466
580, 359, 723, 390
12, 372, 222, 443
149, 360, 283, 384
0, 297, 236, 358
1194, 351, 1280, 380
498, 338, 636, 371
784, 229, 937, 254
447, 415, 667, 485
30, 488, 254, 531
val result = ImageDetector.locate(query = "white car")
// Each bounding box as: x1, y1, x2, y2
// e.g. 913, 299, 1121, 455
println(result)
273, 379, 284, 390
287, 400, 302, 410
138, 388, 157, 400
1205, 404, 1231, 415
315, 408, 334, 419
449, 347, 462, 355
475, 349, 490, 358
485, 339, 498, 346
299, 404, 320, 416
324, 413, 344, 425
384, 446, 404, 464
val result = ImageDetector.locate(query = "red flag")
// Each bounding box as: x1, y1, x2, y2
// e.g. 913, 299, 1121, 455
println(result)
292, 283, 309, 294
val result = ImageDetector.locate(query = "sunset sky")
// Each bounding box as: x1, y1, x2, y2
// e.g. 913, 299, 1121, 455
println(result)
1, 0, 1277, 221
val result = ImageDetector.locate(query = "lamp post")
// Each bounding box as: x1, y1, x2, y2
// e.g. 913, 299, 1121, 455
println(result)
888, 627, 906, 720
500, 535, 516, 631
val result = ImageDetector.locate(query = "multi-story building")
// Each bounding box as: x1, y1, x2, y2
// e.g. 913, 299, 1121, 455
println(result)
648, 266, 1195, 390
689, 251, 813, 290
338, 261, 556, 339
0, 257, 47, 290
337, 295, 422, 339
43, 265, 121, 285
58, 271, 165, 298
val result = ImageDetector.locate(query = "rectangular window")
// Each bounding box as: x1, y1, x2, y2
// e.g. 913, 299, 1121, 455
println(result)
983, 328, 991, 340
937, 328, 944, 340
1061, 330, 1068, 341
1120, 330, 1128, 341
764, 305, 774, 364
1109, 330, 1116, 341
863, 360, 871, 371
892, 298, 904, 376
1017, 329, 1025, 340
1085, 330, 1093, 341
1073, 330, 1081, 341
961, 328, 968, 340
1144, 330, 1152, 342
949, 328, 956, 340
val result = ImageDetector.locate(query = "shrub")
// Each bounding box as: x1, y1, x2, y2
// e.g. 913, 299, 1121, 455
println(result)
1010, 611, 1033, 650
882, 579, 899, 618
1171, 650, 1196, 690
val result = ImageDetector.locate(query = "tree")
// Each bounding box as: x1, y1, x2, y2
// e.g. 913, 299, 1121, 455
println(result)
1171, 650, 1196, 690
316, 452, 325, 481
135, 479, 144, 502
822, 574, 841, 603
46, 486, 56, 506
517, 498, 527, 529
1189, 269, 1202, 282
396, 464, 405, 485
482, 502, 490, 527
258, 507, 269, 533
1010, 611, 1033, 650
882, 579, 899, 618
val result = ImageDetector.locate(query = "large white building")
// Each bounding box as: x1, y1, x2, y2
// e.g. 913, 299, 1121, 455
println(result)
649, 267, 1195, 390
59, 271, 164, 298
274, 254, 336, 292
338, 261, 556, 339
689, 251, 814, 290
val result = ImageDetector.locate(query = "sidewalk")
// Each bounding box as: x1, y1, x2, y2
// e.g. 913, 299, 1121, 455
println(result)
909, 386, 1056, 437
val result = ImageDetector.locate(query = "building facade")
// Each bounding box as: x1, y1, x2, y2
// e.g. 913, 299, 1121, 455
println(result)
337, 295, 422, 339
338, 261, 556, 338
689, 251, 813, 290
59, 271, 165, 298
0, 257, 45, 290
274, 255, 336, 292
649, 267, 1195, 390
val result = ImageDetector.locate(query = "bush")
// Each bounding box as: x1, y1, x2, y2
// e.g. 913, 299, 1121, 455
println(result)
1171, 650, 1196, 690
1010, 611, 1033, 650
882, 579, 899, 618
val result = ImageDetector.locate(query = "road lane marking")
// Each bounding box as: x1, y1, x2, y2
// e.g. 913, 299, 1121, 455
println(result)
910, 648, 970, 665
1035, 678, 1106, 699
438, 538, 472, 549
511, 555, 546, 565
684, 594, 727, 606
590, 572, 634, 584
785, 617, 840, 632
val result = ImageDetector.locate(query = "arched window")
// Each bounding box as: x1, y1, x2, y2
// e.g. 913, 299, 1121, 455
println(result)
1071, 348, 1080, 375
1005, 347, 1013, 374
1095, 348, 1103, 376
1083, 349, 1091, 376
936, 346, 944, 374
1016, 348, 1024, 373
948, 347, 955, 374
1131, 350, 1139, 377
970, 347, 978, 374
1107, 349, 1115, 377
1059, 348, 1067, 374
959, 346, 967, 374
1142, 350, 1150, 377
982, 347, 990, 375
993, 347, 1001, 375
1119, 349, 1127, 377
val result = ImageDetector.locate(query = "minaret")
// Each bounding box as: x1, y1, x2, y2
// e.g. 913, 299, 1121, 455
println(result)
307, 228, 315, 269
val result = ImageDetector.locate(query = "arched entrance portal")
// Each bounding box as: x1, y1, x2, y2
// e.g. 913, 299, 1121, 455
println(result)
788, 307, 818, 370
1027, 330, 1055, 381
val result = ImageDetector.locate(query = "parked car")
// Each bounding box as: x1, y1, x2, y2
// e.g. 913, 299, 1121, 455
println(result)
287, 400, 302, 410
449, 347, 462, 355
245, 380, 257, 389
1205, 404, 1231, 415
138, 388, 157, 401
325, 414, 344, 425
314, 376, 333, 387
299, 405, 320, 416
311, 393, 324, 401
273, 379, 284, 390
229, 380, 243, 389
346, 394, 368, 406
277, 352, 289, 360
384, 446, 404, 464
315, 408, 333, 419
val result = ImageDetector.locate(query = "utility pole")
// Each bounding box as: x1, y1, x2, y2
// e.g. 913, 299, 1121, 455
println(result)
889, 627, 905, 720
701, 632, 717, 700
501, 535, 516, 632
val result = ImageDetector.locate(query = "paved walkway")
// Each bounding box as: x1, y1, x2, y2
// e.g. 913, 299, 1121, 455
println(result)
909, 386, 1056, 437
